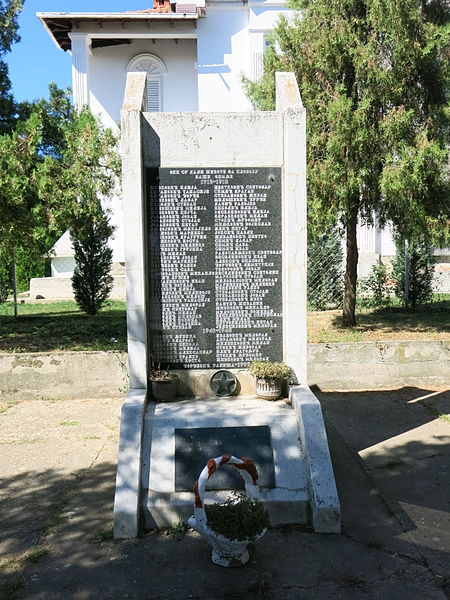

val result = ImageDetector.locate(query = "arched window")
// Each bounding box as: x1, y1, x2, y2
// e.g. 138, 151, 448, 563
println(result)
127, 54, 167, 112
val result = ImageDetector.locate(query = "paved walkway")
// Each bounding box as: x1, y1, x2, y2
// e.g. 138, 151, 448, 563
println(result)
0, 387, 449, 599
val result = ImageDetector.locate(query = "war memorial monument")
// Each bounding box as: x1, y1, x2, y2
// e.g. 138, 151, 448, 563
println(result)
113, 70, 340, 539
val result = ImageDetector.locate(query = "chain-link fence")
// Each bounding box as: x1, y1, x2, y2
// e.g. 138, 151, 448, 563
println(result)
307, 236, 450, 311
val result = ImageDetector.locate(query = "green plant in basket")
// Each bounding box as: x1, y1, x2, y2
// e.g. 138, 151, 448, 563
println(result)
248, 361, 291, 381
205, 492, 270, 542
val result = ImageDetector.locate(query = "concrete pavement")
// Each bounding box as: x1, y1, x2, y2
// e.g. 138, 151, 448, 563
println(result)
0, 387, 449, 599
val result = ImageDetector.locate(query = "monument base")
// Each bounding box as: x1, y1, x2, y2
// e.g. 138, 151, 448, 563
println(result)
141, 396, 309, 530
113, 386, 341, 538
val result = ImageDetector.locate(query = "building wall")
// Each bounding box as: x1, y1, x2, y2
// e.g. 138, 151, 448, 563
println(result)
89, 38, 199, 131
197, 7, 251, 111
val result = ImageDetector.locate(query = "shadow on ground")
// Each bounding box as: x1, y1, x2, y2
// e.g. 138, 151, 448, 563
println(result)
1, 388, 449, 599
316, 386, 450, 585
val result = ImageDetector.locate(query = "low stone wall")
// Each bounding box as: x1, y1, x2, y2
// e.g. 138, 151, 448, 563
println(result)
308, 341, 450, 391
0, 352, 128, 401
29, 275, 126, 300
0, 341, 449, 401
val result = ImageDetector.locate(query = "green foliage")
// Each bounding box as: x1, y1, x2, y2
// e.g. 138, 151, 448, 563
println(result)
392, 237, 435, 308
245, 0, 450, 324
0, 1, 22, 57
14, 248, 48, 293
205, 492, 270, 541
18, 84, 75, 160
0, 84, 119, 305
71, 214, 114, 316
358, 263, 392, 309
0, 249, 11, 302
248, 360, 291, 380
307, 231, 343, 310
0, 0, 22, 134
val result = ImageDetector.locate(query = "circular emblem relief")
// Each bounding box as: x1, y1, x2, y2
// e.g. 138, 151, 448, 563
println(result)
210, 370, 238, 397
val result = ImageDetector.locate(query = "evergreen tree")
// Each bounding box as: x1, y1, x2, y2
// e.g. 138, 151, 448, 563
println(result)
245, 0, 450, 326
71, 214, 114, 316
0, 0, 22, 133
392, 237, 435, 308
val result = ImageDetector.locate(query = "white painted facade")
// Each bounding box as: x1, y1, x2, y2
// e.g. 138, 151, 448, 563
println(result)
38, 2, 291, 272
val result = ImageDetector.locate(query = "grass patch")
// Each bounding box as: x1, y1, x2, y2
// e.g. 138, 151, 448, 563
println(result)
0, 546, 49, 600
23, 547, 50, 564
0, 436, 43, 446
89, 526, 114, 544
308, 298, 450, 343
424, 402, 450, 424
0, 300, 126, 353
1, 296, 448, 351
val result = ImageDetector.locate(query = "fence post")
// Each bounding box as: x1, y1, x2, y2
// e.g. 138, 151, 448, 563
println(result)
404, 239, 410, 308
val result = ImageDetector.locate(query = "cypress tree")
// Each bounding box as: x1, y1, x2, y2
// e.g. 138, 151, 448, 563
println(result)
71, 215, 114, 316
245, 0, 450, 326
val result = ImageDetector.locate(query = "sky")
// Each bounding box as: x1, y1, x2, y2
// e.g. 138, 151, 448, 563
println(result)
6, 1, 152, 103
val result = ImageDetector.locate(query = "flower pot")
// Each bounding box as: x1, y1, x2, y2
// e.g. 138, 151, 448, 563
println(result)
188, 454, 267, 567
149, 378, 177, 401
255, 377, 282, 400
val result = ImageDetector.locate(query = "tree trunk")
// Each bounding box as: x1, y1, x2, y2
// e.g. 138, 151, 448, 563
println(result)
342, 206, 359, 327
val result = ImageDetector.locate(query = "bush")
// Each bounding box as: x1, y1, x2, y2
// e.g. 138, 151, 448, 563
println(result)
392, 238, 434, 308
357, 263, 392, 309
307, 231, 343, 310
71, 216, 114, 316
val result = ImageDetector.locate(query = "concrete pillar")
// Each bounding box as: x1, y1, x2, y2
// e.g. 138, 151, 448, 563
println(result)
276, 72, 307, 385
69, 32, 91, 110
121, 72, 148, 390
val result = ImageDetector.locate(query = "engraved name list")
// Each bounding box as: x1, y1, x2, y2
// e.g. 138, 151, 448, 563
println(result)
147, 167, 282, 369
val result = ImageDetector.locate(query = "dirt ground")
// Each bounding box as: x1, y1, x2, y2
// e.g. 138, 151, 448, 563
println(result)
0, 388, 449, 600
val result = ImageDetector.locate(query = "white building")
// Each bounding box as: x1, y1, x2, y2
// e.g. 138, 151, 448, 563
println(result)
33, 2, 448, 298
33, 1, 290, 299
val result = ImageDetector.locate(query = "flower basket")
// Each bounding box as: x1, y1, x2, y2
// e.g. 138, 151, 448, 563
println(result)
255, 377, 282, 400
149, 363, 177, 401
149, 378, 177, 401
248, 361, 292, 400
188, 454, 269, 567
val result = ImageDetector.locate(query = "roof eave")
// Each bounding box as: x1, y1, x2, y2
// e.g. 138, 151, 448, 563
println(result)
37, 12, 199, 52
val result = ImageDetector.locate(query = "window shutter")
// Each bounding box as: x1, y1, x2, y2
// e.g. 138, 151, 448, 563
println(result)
147, 78, 161, 112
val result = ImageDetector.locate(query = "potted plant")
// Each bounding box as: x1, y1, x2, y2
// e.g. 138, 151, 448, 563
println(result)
248, 360, 292, 400
149, 363, 177, 401
188, 454, 269, 567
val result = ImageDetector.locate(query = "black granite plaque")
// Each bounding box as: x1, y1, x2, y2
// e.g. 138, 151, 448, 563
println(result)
147, 167, 282, 370
174, 426, 275, 492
